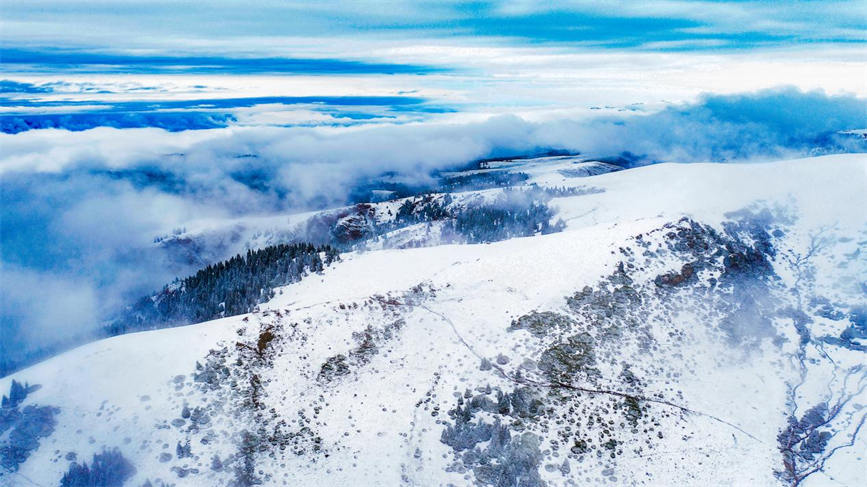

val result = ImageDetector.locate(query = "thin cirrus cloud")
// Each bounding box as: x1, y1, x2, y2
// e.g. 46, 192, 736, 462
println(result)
0, 80, 54, 93
0, 48, 447, 76
1, 1, 864, 52
1, 1, 864, 138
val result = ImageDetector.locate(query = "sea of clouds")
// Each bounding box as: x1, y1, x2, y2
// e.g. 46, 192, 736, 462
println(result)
1, 86, 865, 373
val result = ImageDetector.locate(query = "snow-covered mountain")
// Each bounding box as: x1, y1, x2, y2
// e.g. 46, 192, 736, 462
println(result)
147, 155, 621, 268
2, 154, 866, 486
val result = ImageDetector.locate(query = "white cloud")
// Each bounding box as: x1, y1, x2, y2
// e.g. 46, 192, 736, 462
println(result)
0, 263, 99, 345
1, 86, 864, 371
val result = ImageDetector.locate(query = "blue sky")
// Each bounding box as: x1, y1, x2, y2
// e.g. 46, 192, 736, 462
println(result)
2, 0, 865, 131
3, 1, 866, 52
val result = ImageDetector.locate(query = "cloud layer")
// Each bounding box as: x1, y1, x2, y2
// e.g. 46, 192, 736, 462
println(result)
3, 1, 865, 51
1, 87, 865, 373
0, 93, 442, 134
1, 48, 444, 75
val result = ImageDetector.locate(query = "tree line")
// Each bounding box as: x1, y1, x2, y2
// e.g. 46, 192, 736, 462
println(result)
107, 243, 339, 334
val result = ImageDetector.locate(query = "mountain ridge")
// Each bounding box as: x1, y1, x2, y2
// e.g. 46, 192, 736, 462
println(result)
2, 154, 865, 486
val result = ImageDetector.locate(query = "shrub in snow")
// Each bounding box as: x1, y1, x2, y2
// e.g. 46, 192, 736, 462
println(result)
60, 448, 135, 487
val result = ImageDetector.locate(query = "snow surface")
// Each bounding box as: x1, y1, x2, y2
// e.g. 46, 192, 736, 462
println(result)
2, 154, 866, 487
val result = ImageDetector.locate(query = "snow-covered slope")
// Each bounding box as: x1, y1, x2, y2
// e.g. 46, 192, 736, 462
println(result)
2, 154, 866, 487
147, 154, 620, 268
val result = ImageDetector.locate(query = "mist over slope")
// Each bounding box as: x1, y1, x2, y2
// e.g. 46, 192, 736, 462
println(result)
1, 154, 865, 486
2, 88, 866, 375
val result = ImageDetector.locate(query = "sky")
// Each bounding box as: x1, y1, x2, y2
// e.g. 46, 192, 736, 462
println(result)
2, 0, 866, 128
1, 1, 866, 372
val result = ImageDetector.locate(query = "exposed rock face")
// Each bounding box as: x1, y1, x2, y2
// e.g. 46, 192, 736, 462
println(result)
332, 204, 377, 244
